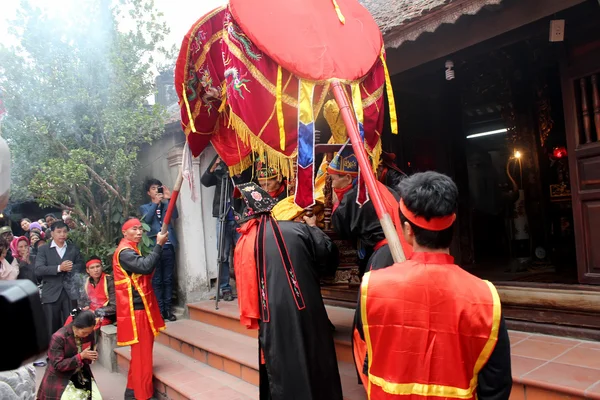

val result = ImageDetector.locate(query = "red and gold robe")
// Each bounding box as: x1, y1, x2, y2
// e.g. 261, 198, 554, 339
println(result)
112, 239, 165, 346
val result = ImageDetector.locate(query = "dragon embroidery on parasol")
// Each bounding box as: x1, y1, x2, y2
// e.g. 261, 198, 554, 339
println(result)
199, 68, 221, 115
224, 12, 262, 61
189, 29, 206, 55
224, 67, 251, 99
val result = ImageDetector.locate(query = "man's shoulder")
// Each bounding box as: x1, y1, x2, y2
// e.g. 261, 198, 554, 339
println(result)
37, 243, 50, 252
139, 202, 153, 211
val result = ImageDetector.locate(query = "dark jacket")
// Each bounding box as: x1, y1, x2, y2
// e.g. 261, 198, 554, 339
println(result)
35, 242, 84, 304
201, 155, 252, 218
17, 258, 37, 284
37, 325, 95, 400
139, 201, 178, 247
119, 245, 162, 310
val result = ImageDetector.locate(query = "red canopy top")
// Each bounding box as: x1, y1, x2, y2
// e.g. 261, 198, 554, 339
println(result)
229, 0, 383, 81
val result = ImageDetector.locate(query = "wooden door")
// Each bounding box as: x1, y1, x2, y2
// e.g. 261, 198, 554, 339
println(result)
561, 49, 600, 284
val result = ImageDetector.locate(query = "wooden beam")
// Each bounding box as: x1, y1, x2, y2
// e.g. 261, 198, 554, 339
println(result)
496, 285, 600, 313
385, 0, 587, 75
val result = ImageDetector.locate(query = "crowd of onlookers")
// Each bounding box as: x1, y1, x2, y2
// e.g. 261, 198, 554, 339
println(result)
0, 212, 97, 368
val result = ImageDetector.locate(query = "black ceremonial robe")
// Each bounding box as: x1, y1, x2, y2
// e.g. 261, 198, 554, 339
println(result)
257, 219, 343, 400
332, 184, 400, 276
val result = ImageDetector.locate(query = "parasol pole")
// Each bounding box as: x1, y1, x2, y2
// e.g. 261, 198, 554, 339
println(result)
331, 81, 406, 263
160, 168, 184, 234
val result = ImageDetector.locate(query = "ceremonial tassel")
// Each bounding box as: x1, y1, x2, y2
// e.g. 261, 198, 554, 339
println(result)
276, 65, 286, 151
182, 83, 197, 133
294, 80, 316, 209
380, 49, 398, 134
351, 82, 369, 206
331, 0, 346, 24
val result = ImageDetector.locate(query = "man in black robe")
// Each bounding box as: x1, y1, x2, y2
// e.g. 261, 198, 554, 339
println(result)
377, 151, 407, 188
329, 147, 412, 277
233, 182, 343, 400
255, 165, 288, 203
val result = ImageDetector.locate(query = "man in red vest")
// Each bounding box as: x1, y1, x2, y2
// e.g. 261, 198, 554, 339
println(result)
65, 256, 116, 327
114, 218, 167, 400
354, 171, 512, 400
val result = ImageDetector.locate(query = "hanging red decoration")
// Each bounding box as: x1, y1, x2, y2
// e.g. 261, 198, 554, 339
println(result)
552, 146, 567, 160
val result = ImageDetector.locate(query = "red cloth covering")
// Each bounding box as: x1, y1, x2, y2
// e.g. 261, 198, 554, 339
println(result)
229, 0, 383, 81
221, 14, 385, 172
174, 6, 249, 165
175, 6, 386, 177
127, 310, 155, 400
359, 252, 501, 399
333, 183, 353, 213
112, 239, 165, 346
234, 218, 261, 330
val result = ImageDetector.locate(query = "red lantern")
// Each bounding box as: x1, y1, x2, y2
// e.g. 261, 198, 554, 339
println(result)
552, 146, 568, 160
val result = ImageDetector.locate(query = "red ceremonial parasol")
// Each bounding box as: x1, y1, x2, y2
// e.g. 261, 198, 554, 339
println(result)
171, 0, 405, 262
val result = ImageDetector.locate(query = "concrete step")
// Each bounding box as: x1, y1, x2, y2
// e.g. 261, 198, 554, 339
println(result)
187, 301, 355, 363
115, 342, 257, 400
115, 323, 367, 400
156, 318, 366, 399
157, 320, 259, 386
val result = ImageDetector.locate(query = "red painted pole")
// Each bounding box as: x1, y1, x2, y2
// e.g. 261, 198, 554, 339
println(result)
331, 81, 406, 262
160, 169, 183, 234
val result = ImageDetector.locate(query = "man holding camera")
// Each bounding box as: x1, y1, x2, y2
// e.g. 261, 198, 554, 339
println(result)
201, 155, 252, 301
140, 178, 178, 322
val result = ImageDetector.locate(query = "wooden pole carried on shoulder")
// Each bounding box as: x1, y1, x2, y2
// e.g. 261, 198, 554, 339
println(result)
331, 81, 406, 263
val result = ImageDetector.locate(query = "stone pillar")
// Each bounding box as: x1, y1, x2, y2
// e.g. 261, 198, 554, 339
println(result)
166, 145, 219, 306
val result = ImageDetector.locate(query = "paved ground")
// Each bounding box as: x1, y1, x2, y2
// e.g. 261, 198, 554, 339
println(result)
35, 362, 127, 399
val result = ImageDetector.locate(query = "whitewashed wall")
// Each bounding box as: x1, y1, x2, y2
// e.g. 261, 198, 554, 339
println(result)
137, 128, 219, 305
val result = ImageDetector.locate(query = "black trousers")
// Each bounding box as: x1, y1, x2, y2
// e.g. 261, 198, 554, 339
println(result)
43, 289, 76, 340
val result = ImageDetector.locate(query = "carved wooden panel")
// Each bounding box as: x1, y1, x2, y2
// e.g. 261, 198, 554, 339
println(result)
562, 54, 600, 285
592, 75, 600, 141
581, 201, 600, 276
577, 75, 600, 145
320, 230, 360, 286
577, 157, 600, 190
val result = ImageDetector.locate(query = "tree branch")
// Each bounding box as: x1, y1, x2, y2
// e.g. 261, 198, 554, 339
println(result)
85, 165, 125, 203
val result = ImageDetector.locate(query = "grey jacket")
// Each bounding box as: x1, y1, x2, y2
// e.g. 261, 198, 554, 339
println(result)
35, 242, 84, 304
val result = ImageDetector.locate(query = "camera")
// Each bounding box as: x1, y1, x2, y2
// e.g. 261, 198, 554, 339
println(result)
157, 186, 164, 194
0, 280, 49, 371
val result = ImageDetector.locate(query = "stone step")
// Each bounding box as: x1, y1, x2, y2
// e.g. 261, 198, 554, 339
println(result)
155, 318, 366, 399
115, 342, 258, 400
115, 329, 367, 400
187, 301, 355, 363
157, 320, 259, 386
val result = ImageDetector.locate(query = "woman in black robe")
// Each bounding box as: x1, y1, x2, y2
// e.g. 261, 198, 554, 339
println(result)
233, 182, 343, 400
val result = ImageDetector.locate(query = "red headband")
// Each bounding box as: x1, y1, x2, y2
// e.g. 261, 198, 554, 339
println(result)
399, 199, 456, 231
86, 259, 102, 268
122, 218, 142, 231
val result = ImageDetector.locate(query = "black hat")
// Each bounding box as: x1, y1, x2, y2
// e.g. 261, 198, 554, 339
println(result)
233, 182, 278, 223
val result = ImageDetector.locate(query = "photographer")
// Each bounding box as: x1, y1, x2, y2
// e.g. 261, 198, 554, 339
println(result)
140, 178, 178, 321
201, 155, 251, 301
